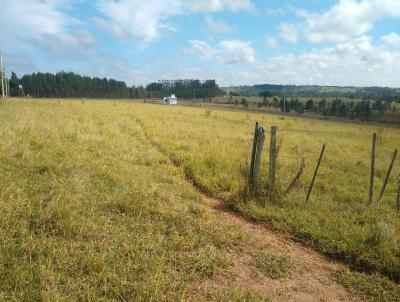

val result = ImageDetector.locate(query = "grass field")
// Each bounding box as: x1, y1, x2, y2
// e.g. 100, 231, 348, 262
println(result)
0, 99, 263, 300
1, 99, 400, 300
134, 102, 400, 282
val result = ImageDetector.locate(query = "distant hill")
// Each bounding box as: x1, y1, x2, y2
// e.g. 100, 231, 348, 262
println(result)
223, 84, 400, 101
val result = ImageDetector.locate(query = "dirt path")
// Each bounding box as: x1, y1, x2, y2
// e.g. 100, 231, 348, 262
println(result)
137, 118, 361, 301
195, 194, 360, 301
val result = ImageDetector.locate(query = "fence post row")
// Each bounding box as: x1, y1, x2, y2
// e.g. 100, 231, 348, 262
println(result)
254, 128, 266, 184
249, 122, 259, 183
248, 126, 398, 208
269, 126, 277, 190
377, 149, 397, 206
306, 144, 326, 202
369, 133, 377, 206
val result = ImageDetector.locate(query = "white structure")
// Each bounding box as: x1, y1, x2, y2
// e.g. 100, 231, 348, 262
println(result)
162, 94, 177, 105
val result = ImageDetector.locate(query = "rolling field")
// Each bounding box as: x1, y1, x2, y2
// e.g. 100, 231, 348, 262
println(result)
1, 99, 400, 301
135, 102, 400, 281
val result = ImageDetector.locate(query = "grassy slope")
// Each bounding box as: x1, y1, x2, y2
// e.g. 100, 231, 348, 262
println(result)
135, 103, 400, 282
0, 100, 270, 301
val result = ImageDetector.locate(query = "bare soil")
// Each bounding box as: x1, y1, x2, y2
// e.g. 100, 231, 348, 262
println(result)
194, 195, 361, 301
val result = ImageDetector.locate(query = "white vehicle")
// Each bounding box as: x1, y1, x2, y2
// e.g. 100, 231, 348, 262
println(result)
162, 94, 177, 105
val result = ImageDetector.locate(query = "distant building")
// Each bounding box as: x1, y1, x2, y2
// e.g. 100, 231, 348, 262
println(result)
163, 94, 177, 105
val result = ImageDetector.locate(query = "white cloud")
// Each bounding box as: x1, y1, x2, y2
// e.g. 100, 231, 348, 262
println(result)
28, 29, 97, 59
381, 32, 400, 48
265, 36, 278, 48
0, 1, 97, 60
246, 36, 400, 87
204, 15, 235, 34
299, 0, 400, 44
0, 0, 72, 43
186, 40, 256, 64
93, 0, 181, 44
93, 0, 253, 44
278, 23, 299, 44
184, 0, 253, 13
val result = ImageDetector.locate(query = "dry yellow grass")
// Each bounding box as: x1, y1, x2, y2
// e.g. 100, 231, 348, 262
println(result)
134, 102, 400, 282
0, 99, 399, 301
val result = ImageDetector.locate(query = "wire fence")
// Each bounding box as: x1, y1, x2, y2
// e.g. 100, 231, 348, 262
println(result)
247, 121, 400, 208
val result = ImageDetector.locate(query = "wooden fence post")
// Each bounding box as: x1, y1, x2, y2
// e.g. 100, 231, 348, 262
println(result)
369, 133, 377, 206
249, 122, 259, 184
377, 149, 397, 206
254, 128, 266, 185
269, 126, 277, 190
285, 157, 305, 194
306, 144, 326, 202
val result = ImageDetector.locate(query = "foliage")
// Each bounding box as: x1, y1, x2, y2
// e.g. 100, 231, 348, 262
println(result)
226, 84, 400, 102
146, 79, 223, 99
7, 72, 223, 100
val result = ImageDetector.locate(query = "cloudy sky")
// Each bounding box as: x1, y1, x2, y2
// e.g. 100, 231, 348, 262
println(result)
1, 0, 400, 87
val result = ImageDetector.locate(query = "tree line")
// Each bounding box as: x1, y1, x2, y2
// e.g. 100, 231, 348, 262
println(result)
7, 72, 223, 99
146, 79, 223, 99
257, 96, 397, 121
227, 84, 400, 102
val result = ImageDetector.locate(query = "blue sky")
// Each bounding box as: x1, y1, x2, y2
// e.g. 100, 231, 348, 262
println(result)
1, 0, 400, 87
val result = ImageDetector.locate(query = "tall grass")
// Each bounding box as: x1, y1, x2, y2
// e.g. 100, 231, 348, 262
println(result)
0, 99, 264, 300
135, 103, 400, 282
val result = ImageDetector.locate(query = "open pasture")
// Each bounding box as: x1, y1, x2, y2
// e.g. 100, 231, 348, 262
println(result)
135, 102, 400, 282
1, 99, 400, 300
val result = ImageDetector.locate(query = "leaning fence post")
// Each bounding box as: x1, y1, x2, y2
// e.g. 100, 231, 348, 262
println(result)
306, 144, 326, 202
369, 133, 377, 206
254, 128, 266, 185
285, 157, 305, 194
249, 122, 259, 183
377, 149, 397, 206
269, 126, 277, 191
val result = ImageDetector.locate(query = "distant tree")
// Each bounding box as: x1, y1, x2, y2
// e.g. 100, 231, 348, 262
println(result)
305, 99, 314, 111
259, 90, 274, 98
9, 71, 21, 96
295, 102, 304, 114
365, 101, 372, 120
339, 103, 348, 116
318, 98, 327, 112
273, 97, 279, 108
373, 100, 386, 115
241, 98, 249, 107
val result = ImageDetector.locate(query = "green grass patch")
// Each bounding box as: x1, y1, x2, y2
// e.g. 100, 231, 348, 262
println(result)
334, 270, 400, 301
254, 252, 293, 279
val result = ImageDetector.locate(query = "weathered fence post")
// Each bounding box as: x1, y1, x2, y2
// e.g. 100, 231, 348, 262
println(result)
269, 126, 277, 190
254, 128, 266, 185
377, 149, 397, 206
306, 144, 326, 202
369, 133, 377, 206
249, 122, 259, 184
285, 157, 305, 194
